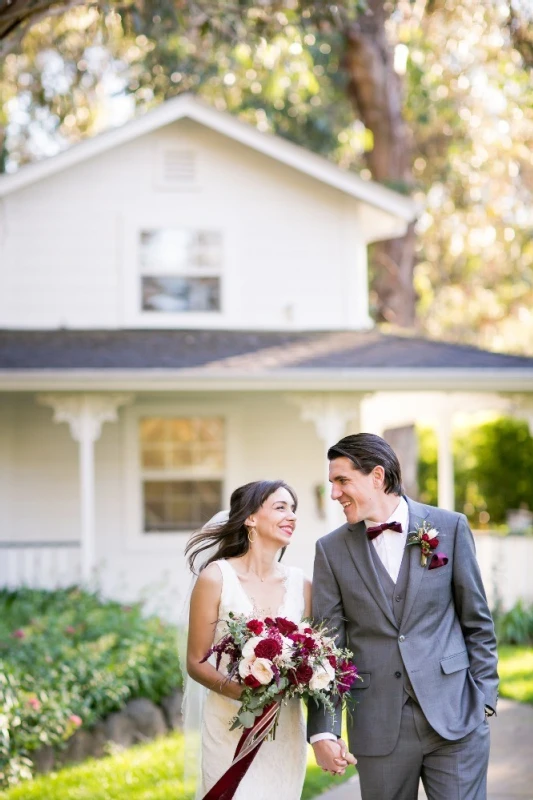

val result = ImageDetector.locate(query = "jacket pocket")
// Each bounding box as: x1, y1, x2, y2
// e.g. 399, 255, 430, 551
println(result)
353, 672, 371, 688
440, 650, 470, 674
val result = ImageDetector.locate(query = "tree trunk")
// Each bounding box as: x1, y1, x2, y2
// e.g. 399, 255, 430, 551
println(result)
343, 0, 416, 326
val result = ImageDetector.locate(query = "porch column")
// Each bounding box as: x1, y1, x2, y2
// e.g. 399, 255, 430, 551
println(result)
287, 393, 363, 530
37, 393, 133, 585
436, 404, 455, 511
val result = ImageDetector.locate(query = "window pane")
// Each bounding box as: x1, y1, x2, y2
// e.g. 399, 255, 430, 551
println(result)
140, 230, 222, 274
144, 480, 223, 532
142, 276, 220, 312
140, 418, 224, 471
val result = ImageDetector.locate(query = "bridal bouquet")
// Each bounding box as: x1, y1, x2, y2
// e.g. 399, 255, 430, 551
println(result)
199, 614, 357, 799
202, 613, 358, 732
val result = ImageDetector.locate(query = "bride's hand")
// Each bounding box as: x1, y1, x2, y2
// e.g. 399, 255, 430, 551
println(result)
312, 739, 356, 775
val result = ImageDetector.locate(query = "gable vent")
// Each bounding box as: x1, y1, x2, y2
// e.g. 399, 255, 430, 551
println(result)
154, 148, 199, 191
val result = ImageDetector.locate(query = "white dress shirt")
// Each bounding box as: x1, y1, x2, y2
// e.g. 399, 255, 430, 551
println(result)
310, 497, 409, 745
366, 496, 409, 584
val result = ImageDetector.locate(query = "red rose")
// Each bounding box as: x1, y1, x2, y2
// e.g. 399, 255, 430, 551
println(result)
288, 663, 313, 685
244, 675, 261, 689
303, 627, 313, 634
422, 533, 430, 542
246, 619, 264, 635
254, 638, 282, 660
275, 617, 298, 636
429, 537, 439, 548
264, 617, 275, 627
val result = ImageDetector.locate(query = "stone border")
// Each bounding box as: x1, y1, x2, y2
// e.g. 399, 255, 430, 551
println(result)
31, 690, 183, 773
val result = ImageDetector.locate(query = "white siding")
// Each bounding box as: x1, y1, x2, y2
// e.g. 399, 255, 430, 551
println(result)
0, 120, 368, 331
0, 392, 531, 617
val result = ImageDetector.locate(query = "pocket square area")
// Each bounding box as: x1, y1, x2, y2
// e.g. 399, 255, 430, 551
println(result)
428, 552, 448, 570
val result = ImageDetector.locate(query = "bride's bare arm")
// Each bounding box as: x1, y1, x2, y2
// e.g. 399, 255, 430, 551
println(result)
186, 563, 243, 701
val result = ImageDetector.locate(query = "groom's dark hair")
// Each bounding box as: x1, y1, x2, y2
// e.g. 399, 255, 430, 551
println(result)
328, 433, 403, 496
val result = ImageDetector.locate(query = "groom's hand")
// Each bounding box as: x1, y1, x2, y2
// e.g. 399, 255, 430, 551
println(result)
312, 738, 356, 775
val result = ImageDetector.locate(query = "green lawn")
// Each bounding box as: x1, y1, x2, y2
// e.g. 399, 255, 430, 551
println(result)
498, 645, 533, 704
0, 734, 352, 800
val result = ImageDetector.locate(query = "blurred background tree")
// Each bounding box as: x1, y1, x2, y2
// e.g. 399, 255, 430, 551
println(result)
1, 0, 532, 353
418, 418, 533, 527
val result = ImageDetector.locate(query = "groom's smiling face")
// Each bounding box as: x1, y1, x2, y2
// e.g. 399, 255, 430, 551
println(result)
329, 456, 384, 524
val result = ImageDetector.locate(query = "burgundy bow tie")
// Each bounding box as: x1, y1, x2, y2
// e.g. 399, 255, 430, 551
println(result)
366, 521, 402, 541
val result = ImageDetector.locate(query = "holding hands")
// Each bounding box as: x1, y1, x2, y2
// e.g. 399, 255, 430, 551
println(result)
312, 738, 357, 776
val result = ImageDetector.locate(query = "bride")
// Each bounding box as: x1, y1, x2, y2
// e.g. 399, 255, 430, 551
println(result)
184, 479, 310, 799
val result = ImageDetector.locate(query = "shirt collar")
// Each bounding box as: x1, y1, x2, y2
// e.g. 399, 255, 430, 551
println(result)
365, 496, 408, 531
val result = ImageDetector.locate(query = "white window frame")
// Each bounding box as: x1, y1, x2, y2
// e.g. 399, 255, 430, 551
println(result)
123, 400, 242, 552
121, 216, 234, 329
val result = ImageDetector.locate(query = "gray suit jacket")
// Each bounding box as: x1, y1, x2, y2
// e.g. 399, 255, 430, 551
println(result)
307, 497, 499, 757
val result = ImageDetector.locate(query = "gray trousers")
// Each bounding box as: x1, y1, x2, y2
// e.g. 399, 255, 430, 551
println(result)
355, 699, 490, 800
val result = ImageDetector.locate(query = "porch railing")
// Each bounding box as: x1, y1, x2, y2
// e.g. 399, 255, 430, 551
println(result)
0, 541, 81, 590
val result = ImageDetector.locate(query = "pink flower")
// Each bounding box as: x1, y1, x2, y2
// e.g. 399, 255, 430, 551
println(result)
27, 697, 41, 711
69, 714, 82, 727
65, 626, 76, 635
246, 619, 264, 635
11, 629, 25, 639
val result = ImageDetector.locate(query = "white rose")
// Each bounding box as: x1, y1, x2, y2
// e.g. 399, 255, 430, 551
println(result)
238, 655, 256, 679
309, 661, 335, 691
278, 636, 295, 665
427, 528, 439, 540
250, 658, 274, 685
242, 636, 263, 658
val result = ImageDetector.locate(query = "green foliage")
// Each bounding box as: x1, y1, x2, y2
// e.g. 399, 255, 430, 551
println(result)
417, 417, 533, 525
0, 588, 181, 789
495, 601, 533, 646
0, 727, 353, 800
497, 645, 533, 705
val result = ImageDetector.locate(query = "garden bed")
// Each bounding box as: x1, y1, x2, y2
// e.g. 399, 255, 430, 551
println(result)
0, 588, 182, 788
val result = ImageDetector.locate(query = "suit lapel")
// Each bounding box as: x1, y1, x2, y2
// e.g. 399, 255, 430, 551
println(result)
344, 521, 398, 629
401, 497, 430, 628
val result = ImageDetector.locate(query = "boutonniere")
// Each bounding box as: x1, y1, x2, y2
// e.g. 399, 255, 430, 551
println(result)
406, 521, 448, 569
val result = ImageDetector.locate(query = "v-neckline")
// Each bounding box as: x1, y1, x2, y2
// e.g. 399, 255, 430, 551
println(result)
224, 559, 289, 619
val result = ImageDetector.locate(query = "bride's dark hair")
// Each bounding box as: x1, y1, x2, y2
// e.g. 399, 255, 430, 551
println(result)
185, 479, 298, 575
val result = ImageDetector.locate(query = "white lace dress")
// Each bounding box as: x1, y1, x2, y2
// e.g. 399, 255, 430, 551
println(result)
197, 559, 307, 800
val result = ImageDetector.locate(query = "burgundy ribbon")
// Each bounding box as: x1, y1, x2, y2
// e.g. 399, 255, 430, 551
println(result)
201, 702, 280, 800
366, 521, 402, 541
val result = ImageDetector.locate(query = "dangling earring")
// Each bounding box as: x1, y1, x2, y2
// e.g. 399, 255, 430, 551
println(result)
247, 526, 256, 544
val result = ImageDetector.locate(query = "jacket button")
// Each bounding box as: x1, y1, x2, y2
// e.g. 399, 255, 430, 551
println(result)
395, 596, 402, 602
399, 635, 405, 643
395, 671, 402, 678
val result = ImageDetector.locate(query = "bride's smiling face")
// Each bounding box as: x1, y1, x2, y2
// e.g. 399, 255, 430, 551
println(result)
246, 487, 297, 547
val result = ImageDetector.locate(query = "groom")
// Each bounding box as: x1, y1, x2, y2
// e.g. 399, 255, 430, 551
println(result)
308, 433, 498, 800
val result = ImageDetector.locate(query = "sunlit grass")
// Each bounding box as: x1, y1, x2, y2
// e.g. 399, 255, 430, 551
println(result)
498, 645, 533, 704
0, 732, 354, 800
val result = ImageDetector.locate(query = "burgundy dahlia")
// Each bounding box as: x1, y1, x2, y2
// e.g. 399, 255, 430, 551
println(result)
246, 619, 264, 635
275, 617, 298, 636
288, 663, 313, 685
244, 675, 262, 689
254, 637, 282, 659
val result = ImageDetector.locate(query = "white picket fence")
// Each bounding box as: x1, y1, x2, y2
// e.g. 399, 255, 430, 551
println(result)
474, 533, 533, 611
0, 541, 81, 590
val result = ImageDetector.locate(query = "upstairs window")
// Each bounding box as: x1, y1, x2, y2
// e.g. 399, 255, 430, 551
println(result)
140, 229, 222, 313
140, 417, 224, 532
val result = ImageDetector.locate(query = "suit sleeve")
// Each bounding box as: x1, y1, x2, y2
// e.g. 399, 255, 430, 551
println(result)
452, 514, 499, 710
307, 538, 346, 740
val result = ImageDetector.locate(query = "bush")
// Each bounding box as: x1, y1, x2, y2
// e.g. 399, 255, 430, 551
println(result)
417, 417, 533, 526
495, 600, 533, 646
0, 588, 182, 788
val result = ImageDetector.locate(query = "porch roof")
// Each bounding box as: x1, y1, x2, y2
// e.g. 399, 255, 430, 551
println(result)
0, 329, 532, 393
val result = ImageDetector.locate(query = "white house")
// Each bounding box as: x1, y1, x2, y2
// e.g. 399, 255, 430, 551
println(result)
0, 94, 532, 616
